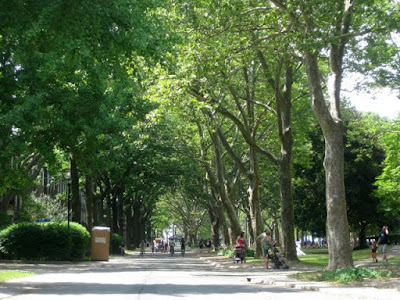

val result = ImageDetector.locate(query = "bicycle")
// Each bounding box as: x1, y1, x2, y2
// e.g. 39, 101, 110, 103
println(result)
170, 246, 175, 256
140, 248, 145, 257
181, 247, 185, 257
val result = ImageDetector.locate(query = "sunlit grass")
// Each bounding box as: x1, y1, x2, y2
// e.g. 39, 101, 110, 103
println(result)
0, 271, 35, 282
298, 248, 329, 266
352, 248, 373, 261
245, 257, 263, 264
298, 247, 387, 267
390, 254, 400, 263
220, 246, 400, 267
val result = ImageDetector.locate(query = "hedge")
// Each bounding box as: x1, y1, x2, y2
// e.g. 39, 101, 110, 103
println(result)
0, 221, 90, 261
110, 233, 123, 255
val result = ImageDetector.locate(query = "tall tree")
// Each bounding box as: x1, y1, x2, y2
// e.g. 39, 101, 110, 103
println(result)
0, 0, 173, 222
271, 0, 398, 269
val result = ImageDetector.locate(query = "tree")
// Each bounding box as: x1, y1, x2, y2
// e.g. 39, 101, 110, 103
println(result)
375, 118, 400, 226
344, 112, 386, 248
270, 0, 398, 269
0, 0, 174, 224
172, 1, 302, 259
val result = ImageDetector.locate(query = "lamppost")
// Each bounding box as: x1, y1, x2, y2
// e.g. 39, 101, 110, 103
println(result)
67, 172, 71, 230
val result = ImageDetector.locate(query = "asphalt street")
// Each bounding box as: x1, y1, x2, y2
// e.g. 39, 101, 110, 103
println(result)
0, 250, 399, 300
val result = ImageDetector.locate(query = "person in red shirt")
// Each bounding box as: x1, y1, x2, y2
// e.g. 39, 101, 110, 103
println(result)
236, 232, 246, 262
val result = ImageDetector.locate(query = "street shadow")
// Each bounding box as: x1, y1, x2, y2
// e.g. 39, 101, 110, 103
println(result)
0, 281, 300, 297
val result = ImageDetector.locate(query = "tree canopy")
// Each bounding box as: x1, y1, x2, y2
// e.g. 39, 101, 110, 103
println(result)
1, 0, 399, 269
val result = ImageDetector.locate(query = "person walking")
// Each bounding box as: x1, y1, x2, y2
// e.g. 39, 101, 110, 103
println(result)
236, 232, 246, 263
377, 226, 389, 262
259, 230, 274, 269
199, 239, 204, 253
370, 240, 378, 262
169, 239, 175, 255
181, 238, 186, 256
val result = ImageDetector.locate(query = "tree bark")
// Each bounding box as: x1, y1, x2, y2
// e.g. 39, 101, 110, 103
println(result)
275, 64, 297, 261
210, 129, 242, 244
198, 120, 240, 246
304, 51, 353, 269
248, 146, 264, 257
85, 175, 94, 231
358, 221, 368, 249
70, 154, 81, 223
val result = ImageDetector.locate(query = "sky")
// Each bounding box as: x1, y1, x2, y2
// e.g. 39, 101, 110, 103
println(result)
343, 87, 400, 119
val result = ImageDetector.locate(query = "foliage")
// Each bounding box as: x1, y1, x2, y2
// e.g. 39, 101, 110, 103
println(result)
0, 271, 34, 282
217, 246, 255, 259
343, 112, 386, 244
293, 124, 327, 236
375, 119, 400, 223
0, 211, 11, 227
246, 248, 255, 258
110, 233, 123, 255
218, 247, 234, 258
291, 268, 398, 284
0, 222, 89, 261
294, 109, 390, 237
15, 193, 67, 223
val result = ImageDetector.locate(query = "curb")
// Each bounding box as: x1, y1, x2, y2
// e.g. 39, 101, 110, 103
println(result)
0, 259, 72, 264
249, 277, 320, 291
198, 256, 223, 268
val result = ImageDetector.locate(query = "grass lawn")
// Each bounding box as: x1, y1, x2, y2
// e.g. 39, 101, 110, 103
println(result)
290, 267, 399, 284
225, 246, 400, 267
298, 246, 400, 267
292, 247, 400, 284
0, 270, 35, 282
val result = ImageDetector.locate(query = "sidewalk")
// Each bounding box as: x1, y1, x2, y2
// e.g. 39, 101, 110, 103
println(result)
196, 246, 400, 298
355, 245, 400, 267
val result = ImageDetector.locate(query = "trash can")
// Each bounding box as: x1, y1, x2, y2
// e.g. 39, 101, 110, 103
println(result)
91, 226, 110, 261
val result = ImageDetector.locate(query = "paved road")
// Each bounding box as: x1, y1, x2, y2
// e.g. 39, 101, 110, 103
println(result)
1, 250, 399, 300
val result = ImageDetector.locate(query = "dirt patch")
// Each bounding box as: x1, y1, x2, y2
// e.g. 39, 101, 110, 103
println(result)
350, 277, 400, 290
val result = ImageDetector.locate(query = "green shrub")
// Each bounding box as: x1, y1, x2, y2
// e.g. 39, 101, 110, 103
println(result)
218, 247, 234, 258
291, 267, 397, 284
246, 248, 255, 257
217, 247, 255, 258
0, 211, 11, 227
110, 233, 123, 255
0, 221, 89, 261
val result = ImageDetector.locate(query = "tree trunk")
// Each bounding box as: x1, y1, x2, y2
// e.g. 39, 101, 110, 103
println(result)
92, 191, 101, 227
85, 175, 94, 231
248, 146, 264, 257
358, 221, 368, 249
101, 175, 113, 228
278, 160, 297, 260
304, 51, 353, 269
209, 129, 242, 243
208, 204, 221, 250
70, 154, 81, 223
216, 198, 231, 246
215, 156, 242, 243
118, 190, 125, 237
111, 193, 118, 233
276, 63, 297, 261
246, 209, 254, 244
